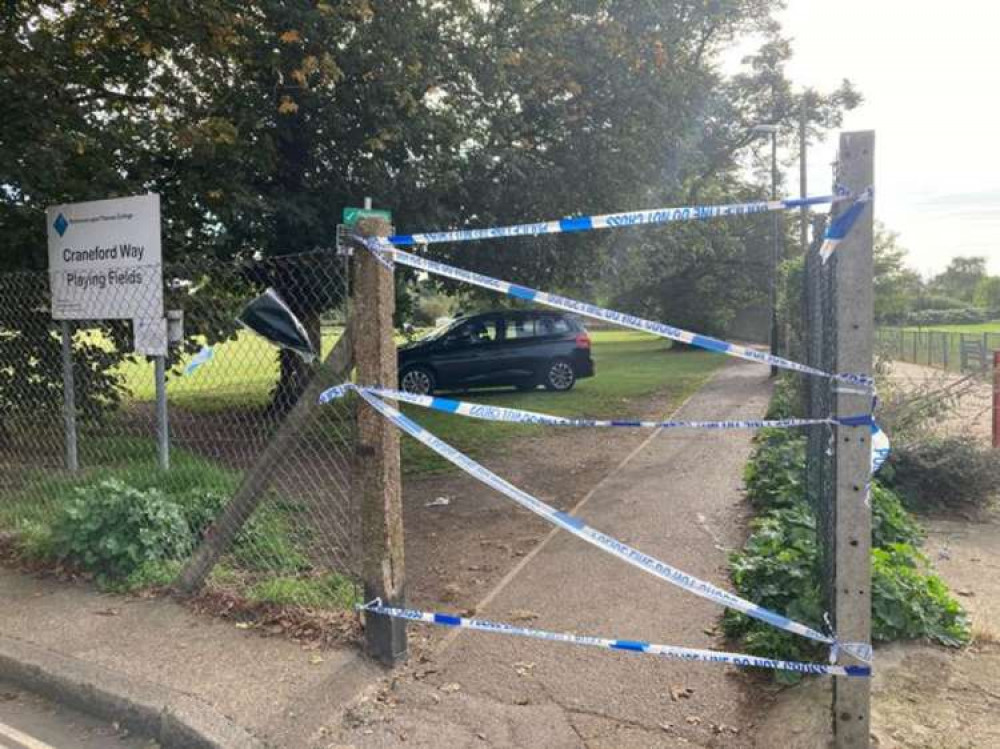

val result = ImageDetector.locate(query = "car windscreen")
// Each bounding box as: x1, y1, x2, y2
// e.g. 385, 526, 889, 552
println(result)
419, 319, 461, 341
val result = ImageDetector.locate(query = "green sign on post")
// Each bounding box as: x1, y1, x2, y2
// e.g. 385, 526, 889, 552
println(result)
343, 207, 392, 227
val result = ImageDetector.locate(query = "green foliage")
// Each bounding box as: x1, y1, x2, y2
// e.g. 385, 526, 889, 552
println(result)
726, 392, 968, 678
50, 480, 195, 584
6, 439, 310, 589
872, 544, 968, 646
247, 574, 359, 610
883, 437, 1000, 512
873, 223, 924, 325
871, 483, 923, 548
743, 430, 806, 511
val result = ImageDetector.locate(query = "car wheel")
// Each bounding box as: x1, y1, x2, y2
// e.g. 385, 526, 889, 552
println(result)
400, 366, 435, 396
543, 359, 576, 392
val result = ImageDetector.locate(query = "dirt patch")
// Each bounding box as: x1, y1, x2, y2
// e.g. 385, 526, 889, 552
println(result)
882, 360, 994, 445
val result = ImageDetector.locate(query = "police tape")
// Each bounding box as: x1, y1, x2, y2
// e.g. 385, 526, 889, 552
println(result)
357, 601, 871, 678
356, 236, 873, 389
329, 386, 835, 646
323, 385, 889, 476
388, 194, 852, 247
325, 383, 850, 430
183, 345, 214, 376
820, 187, 874, 261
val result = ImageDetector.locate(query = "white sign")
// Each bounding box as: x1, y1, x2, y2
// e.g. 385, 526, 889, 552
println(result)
133, 317, 168, 357
47, 194, 163, 320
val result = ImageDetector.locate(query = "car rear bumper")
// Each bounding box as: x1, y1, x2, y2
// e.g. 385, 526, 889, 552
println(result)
574, 355, 595, 379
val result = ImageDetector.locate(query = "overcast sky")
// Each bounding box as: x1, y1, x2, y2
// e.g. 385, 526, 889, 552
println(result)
738, 0, 999, 277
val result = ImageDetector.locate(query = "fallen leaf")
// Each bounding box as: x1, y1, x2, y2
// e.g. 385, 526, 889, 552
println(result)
509, 609, 540, 622
235, 622, 251, 630
310, 655, 325, 665
93, 608, 120, 617
513, 662, 536, 677
440, 682, 461, 693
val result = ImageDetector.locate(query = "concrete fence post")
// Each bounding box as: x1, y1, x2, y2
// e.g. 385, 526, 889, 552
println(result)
352, 208, 407, 666
832, 131, 875, 749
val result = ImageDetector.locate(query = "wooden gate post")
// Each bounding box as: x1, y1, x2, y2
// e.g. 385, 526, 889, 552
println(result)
352, 210, 407, 665
832, 131, 875, 748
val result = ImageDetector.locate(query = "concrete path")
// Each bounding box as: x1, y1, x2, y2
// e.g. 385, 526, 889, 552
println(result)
332, 361, 772, 748
0, 569, 379, 747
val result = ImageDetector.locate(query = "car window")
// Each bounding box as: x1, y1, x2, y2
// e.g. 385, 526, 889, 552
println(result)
450, 318, 500, 345
537, 316, 570, 336
504, 316, 537, 340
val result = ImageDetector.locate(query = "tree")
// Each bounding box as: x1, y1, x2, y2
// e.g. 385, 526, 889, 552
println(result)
974, 275, 1000, 314
2, 1, 859, 408
873, 223, 923, 324
930, 256, 988, 303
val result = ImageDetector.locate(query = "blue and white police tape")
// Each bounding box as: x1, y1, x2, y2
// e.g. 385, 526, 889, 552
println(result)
389, 194, 851, 248
872, 421, 891, 474
183, 346, 214, 376
357, 601, 871, 678
820, 187, 874, 262
357, 236, 873, 389
323, 385, 834, 646
328, 383, 852, 430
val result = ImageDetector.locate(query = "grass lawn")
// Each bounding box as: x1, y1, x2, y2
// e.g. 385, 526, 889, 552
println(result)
901, 321, 1000, 334
111, 327, 345, 410
398, 331, 725, 475
96, 327, 724, 474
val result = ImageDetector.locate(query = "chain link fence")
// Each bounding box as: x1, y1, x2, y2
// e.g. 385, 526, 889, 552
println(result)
875, 328, 1000, 373
803, 222, 837, 624
0, 251, 361, 611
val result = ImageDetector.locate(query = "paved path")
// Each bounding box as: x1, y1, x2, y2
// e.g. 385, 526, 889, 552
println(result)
332, 361, 772, 748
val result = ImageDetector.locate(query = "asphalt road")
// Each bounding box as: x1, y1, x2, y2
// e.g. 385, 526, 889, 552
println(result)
0, 683, 156, 749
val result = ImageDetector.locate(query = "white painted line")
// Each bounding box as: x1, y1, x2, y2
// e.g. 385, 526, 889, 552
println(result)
0, 721, 58, 749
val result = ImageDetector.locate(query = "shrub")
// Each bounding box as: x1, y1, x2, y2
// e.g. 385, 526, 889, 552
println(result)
872, 544, 968, 645
50, 480, 196, 584
743, 430, 806, 511
726, 394, 969, 679
871, 483, 923, 547
884, 437, 1000, 512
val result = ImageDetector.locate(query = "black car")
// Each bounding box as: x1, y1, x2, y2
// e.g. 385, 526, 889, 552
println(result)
397, 310, 594, 395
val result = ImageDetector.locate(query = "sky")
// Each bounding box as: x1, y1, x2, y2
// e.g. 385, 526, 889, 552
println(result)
734, 0, 1000, 278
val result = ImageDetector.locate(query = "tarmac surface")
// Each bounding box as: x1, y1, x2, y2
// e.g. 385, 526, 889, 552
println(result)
0, 681, 154, 749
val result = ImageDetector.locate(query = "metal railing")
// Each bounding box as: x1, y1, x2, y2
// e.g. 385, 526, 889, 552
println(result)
875, 328, 1000, 373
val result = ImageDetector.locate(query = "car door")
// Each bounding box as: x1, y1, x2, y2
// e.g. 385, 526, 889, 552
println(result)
500, 314, 541, 379
431, 316, 503, 387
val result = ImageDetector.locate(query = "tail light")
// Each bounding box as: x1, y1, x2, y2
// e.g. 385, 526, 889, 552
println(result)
575, 332, 591, 349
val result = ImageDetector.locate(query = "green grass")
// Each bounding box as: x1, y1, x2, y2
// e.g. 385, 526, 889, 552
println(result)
399, 331, 725, 475
246, 573, 360, 609
94, 327, 345, 411
902, 320, 1000, 333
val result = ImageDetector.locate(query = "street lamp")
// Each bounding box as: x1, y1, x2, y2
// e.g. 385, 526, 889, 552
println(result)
751, 123, 780, 377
